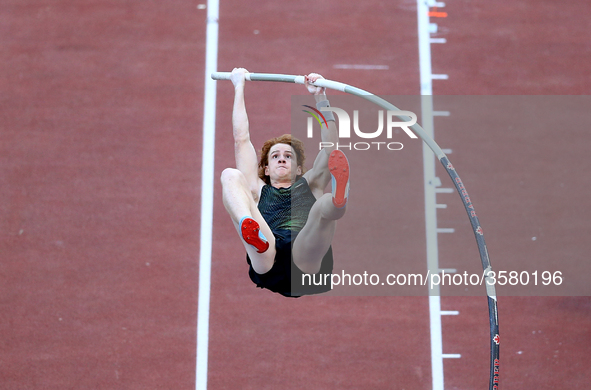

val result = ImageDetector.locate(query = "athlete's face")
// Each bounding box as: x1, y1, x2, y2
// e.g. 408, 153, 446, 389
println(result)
265, 143, 301, 182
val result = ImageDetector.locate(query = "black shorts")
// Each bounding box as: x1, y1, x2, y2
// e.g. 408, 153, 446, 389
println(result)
246, 229, 334, 298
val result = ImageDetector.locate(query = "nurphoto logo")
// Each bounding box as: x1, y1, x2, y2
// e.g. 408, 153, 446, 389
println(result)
303, 105, 418, 151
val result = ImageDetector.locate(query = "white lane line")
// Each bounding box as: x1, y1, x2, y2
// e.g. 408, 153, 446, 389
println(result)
429, 295, 445, 390
436, 228, 455, 233
196, 0, 219, 389
417, 0, 446, 388
431, 74, 449, 80
442, 354, 462, 359
441, 311, 460, 315
430, 38, 447, 44
333, 64, 390, 70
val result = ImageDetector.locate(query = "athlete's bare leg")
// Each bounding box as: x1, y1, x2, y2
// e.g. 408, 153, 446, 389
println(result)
292, 193, 346, 274
220, 168, 276, 274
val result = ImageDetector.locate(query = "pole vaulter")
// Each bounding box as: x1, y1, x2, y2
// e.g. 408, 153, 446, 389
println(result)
211, 71, 500, 390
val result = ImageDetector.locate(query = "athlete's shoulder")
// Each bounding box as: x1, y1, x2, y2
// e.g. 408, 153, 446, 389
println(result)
294, 176, 308, 188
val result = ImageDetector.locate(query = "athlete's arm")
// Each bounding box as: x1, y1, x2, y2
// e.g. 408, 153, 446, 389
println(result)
230, 68, 264, 197
302, 73, 338, 194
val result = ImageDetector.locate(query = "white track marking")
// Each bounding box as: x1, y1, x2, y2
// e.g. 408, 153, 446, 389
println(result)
196, 0, 219, 389
418, 0, 460, 388
417, 0, 445, 387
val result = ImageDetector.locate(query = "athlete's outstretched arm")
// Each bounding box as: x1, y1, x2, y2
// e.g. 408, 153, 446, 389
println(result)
303, 73, 337, 192
230, 68, 262, 196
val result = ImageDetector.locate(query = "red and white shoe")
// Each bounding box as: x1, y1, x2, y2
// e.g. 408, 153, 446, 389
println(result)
240, 217, 269, 253
328, 150, 350, 209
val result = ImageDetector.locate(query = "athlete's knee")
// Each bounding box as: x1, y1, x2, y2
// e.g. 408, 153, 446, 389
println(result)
250, 256, 275, 275
220, 168, 245, 186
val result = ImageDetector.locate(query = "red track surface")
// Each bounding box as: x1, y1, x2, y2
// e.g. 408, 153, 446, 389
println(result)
1, 0, 590, 389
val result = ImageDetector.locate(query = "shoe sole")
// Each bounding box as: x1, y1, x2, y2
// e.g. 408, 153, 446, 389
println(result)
328, 150, 350, 208
241, 218, 269, 253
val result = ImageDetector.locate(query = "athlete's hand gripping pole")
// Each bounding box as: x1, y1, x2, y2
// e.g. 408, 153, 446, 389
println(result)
211, 72, 349, 93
